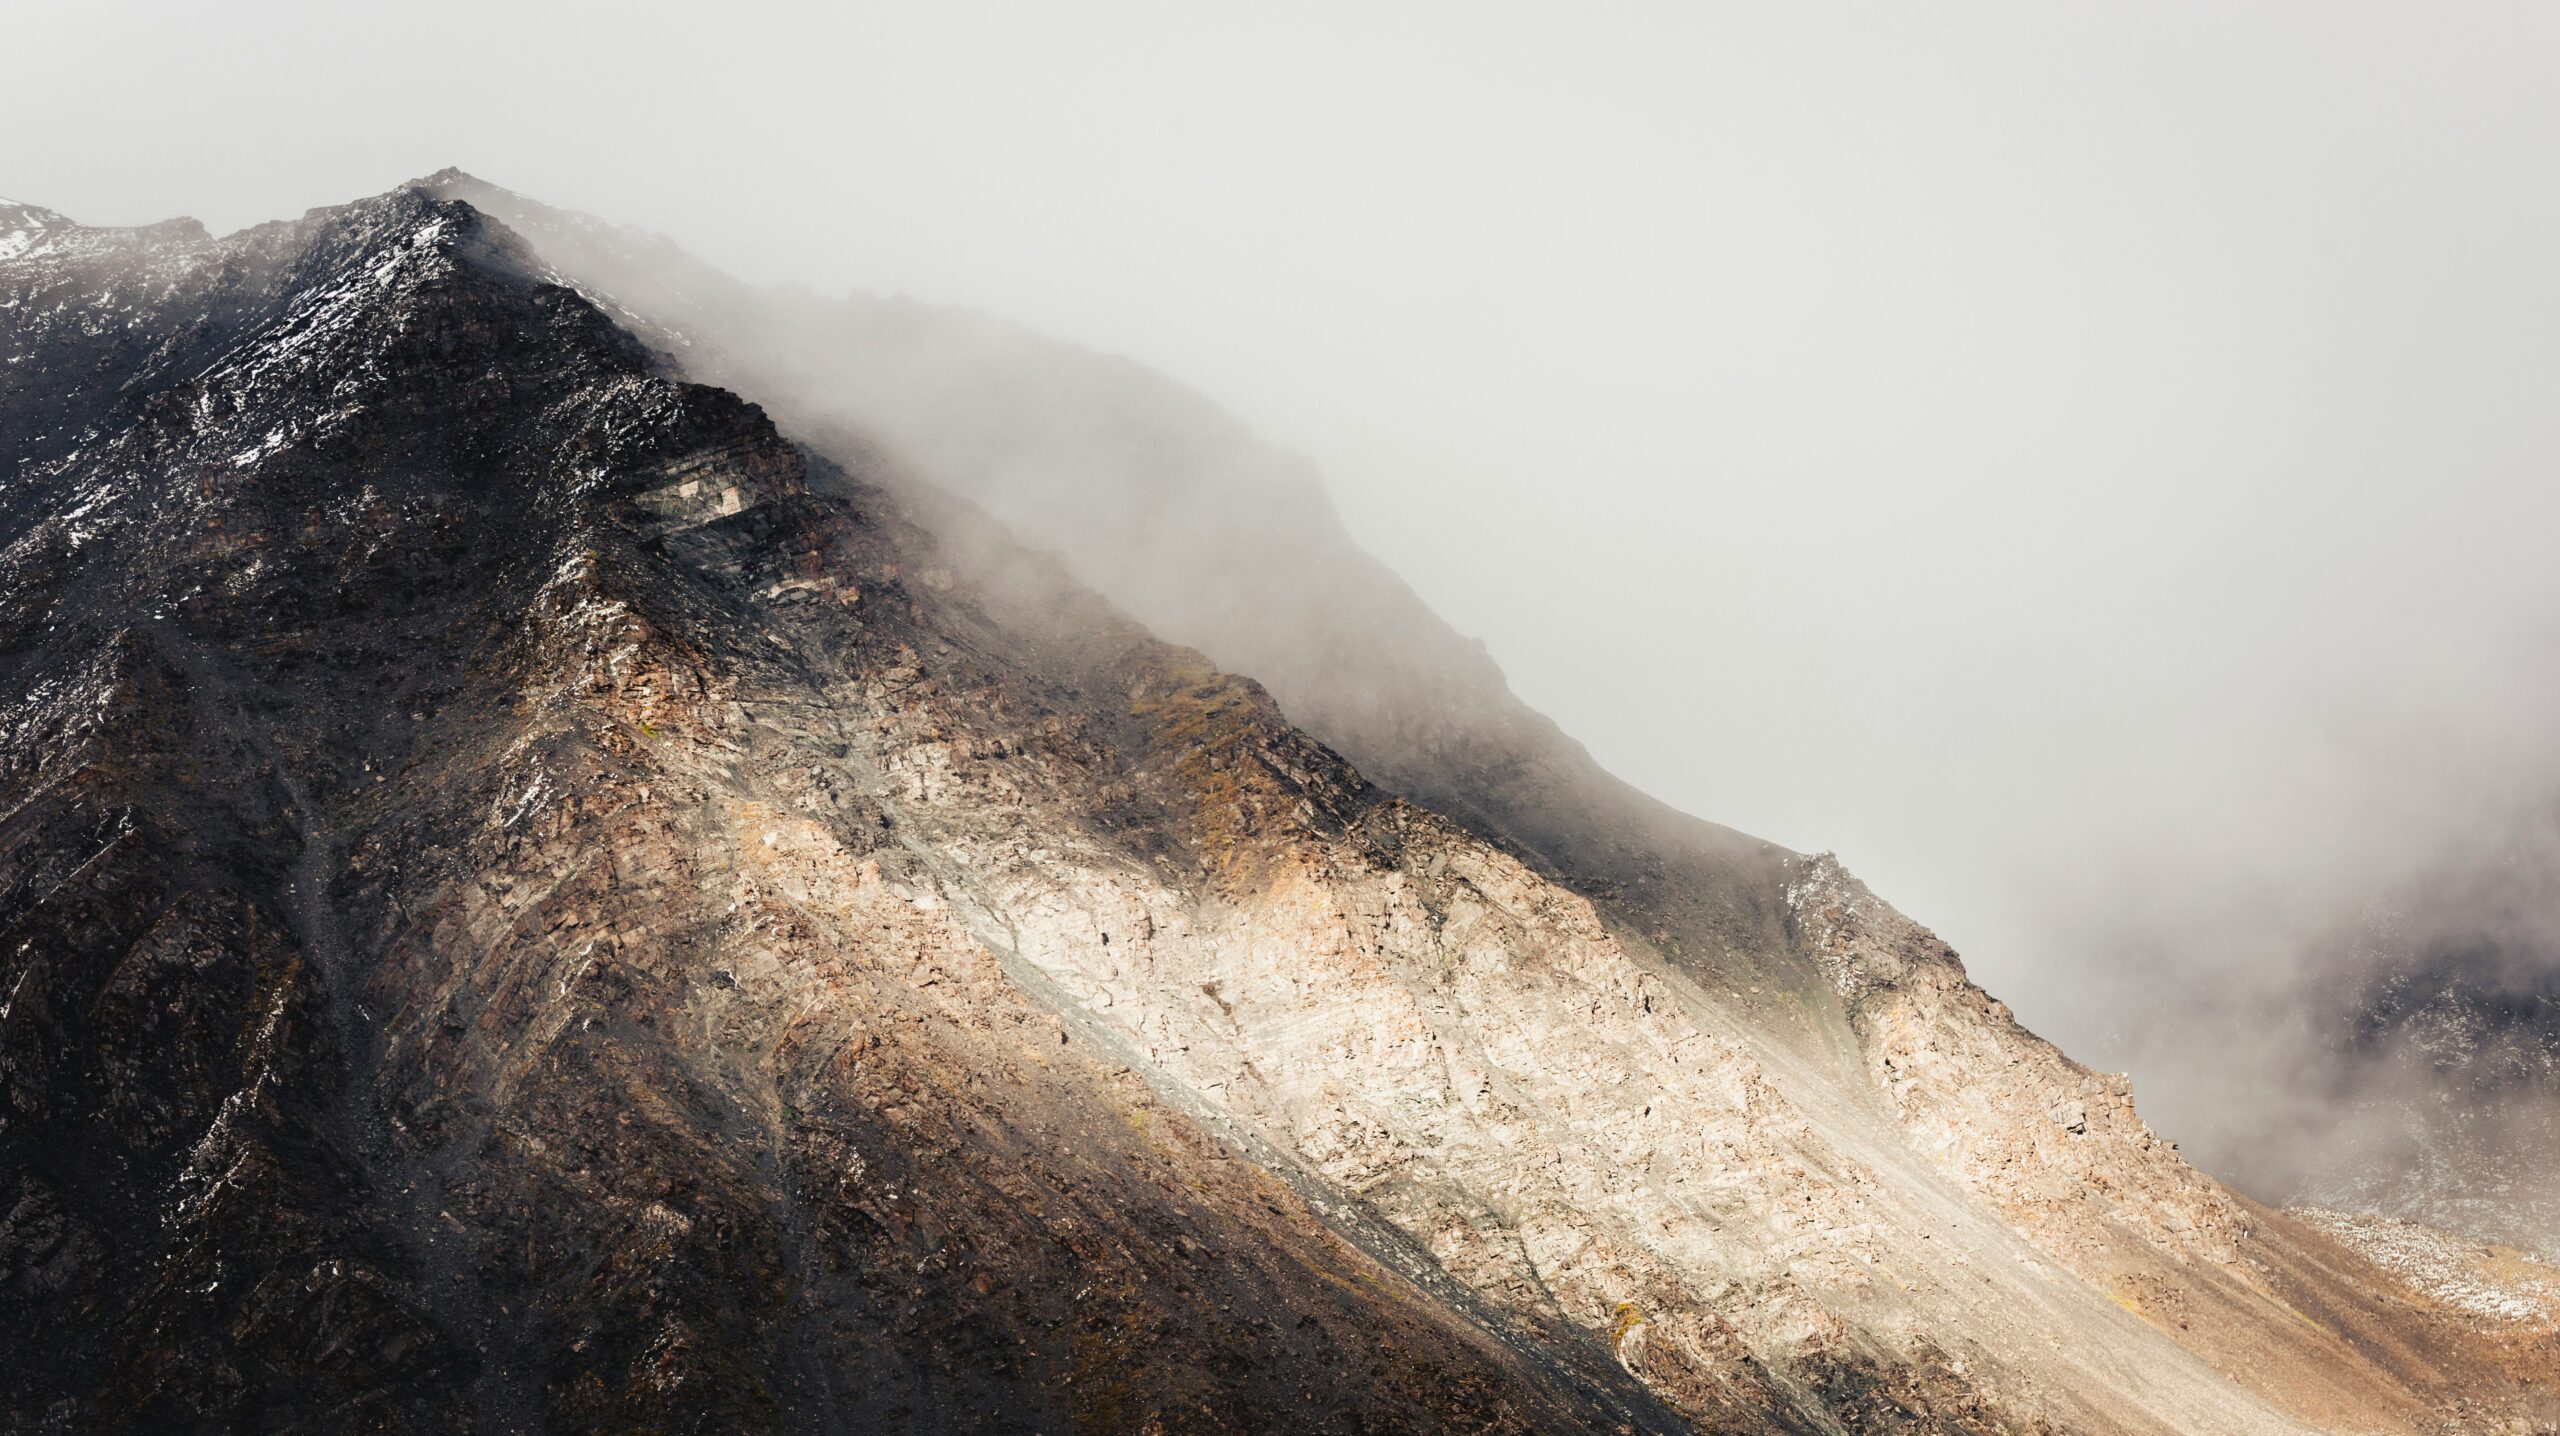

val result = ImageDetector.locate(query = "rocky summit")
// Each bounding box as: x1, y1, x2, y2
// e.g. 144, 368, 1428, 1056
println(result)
1, 177, 2554, 1434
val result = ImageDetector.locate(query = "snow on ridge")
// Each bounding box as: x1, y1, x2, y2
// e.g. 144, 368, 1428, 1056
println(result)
0, 200, 72, 263
193, 203, 467, 393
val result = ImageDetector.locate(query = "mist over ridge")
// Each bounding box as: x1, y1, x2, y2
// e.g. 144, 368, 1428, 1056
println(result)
390, 151, 2560, 1237
7, 8, 2560, 1428
14, 14, 2560, 1104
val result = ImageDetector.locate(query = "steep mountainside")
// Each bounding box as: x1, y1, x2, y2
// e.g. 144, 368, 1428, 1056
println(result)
1, 180, 2554, 1433
416, 170, 1798, 987
423, 163, 2560, 1344
0, 189, 1681, 1432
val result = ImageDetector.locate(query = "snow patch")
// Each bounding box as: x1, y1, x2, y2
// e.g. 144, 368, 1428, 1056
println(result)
2296, 1207, 2560, 1322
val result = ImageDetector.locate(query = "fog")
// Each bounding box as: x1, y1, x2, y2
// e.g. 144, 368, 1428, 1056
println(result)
11, 2, 2560, 1193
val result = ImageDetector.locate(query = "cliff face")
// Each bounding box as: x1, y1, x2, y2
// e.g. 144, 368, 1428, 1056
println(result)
1, 181, 2554, 1434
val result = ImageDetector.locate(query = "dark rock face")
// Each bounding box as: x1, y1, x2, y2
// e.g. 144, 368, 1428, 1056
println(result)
0, 191, 1667, 1432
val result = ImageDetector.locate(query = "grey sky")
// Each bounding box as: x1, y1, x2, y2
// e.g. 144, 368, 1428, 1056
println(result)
13, 1, 2560, 1105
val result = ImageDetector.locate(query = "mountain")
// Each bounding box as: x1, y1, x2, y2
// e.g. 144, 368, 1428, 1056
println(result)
1, 177, 2553, 1433
2268, 804, 2560, 1260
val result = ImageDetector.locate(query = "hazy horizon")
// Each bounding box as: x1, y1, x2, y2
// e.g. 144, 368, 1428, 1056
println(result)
14, 1, 2560, 1168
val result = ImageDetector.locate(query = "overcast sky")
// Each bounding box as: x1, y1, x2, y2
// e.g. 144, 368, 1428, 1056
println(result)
12, 1, 2560, 1099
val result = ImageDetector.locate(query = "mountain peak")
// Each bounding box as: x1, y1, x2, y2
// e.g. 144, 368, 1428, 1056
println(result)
408, 166, 529, 212
409, 164, 481, 191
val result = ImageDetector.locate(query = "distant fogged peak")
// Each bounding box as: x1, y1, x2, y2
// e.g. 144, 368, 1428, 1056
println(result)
409, 165, 481, 190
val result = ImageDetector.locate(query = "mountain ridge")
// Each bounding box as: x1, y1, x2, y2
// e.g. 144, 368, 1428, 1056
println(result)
409, 169, 1815, 1023
0, 177, 2552, 1433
